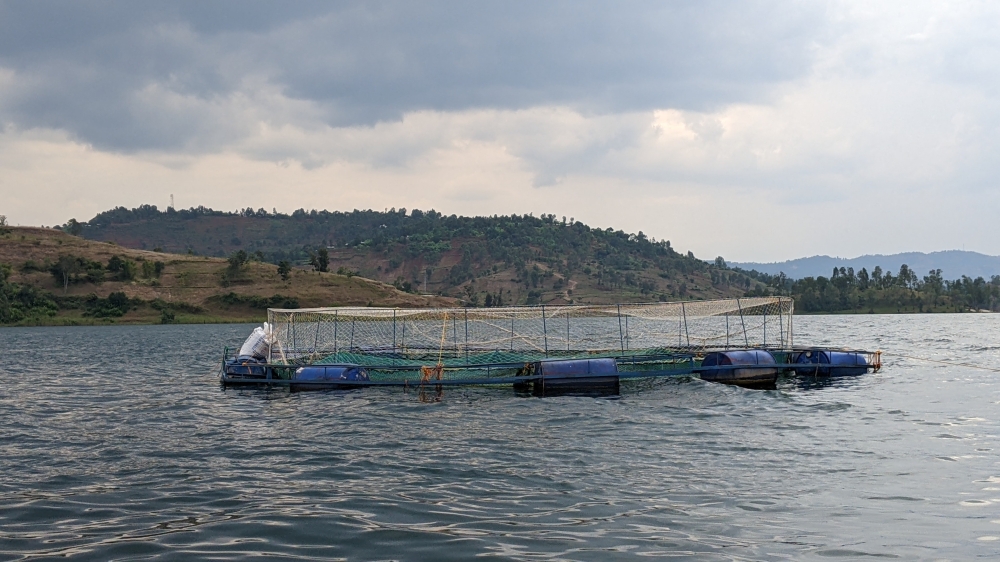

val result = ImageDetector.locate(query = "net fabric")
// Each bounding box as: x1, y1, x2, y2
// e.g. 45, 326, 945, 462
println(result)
265, 297, 794, 368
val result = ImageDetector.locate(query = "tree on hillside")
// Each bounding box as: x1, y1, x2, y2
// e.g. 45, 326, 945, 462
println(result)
107, 255, 137, 281
277, 260, 292, 281
228, 250, 249, 270
309, 248, 329, 272
51, 255, 82, 294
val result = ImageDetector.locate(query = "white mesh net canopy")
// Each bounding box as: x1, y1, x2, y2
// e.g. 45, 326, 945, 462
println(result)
266, 297, 793, 367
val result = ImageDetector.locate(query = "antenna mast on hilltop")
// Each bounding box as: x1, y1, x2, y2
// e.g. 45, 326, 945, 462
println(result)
170, 194, 174, 210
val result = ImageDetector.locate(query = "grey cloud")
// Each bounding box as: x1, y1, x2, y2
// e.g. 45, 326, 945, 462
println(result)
0, 0, 828, 151
263, 1, 827, 120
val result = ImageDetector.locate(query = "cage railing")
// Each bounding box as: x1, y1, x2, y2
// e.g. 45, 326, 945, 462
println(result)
265, 297, 794, 367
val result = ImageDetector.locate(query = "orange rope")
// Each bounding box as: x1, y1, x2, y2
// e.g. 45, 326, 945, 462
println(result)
420, 364, 443, 382
419, 312, 448, 384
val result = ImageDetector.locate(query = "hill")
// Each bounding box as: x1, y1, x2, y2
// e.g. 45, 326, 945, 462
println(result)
732, 251, 1000, 281
70, 205, 760, 306
15, 207, 1000, 319
0, 226, 452, 326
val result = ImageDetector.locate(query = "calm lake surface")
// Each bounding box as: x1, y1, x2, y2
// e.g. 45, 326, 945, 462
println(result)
2, 315, 1000, 560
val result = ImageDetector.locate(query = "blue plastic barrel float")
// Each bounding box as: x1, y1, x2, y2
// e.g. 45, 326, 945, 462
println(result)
698, 350, 779, 388
790, 350, 870, 376
291, 364, 371, 390
523, 358, 620, 396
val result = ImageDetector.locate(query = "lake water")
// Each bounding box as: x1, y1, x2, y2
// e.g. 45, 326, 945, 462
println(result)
2, 314, 1000, 560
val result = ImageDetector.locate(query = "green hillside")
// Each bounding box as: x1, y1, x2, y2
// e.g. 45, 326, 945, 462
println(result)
72, 205, 760, 305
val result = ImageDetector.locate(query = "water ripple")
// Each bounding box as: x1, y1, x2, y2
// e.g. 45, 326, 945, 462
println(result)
3, 316, 1000, 559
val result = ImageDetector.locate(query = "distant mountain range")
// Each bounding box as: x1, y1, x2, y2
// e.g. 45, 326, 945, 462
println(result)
731, 251, 1000, 281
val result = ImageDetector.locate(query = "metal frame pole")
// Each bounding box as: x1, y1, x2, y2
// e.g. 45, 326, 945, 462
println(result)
312, 316, 320, 356
778, 299, 785, 348
542, 305, 548, 357
625, 311, 630, 351
788, 298, 794, 349
617, 304, 625, 353
737, 298, 749, 347
681, 302, 690, 347
566, 311, 570, 352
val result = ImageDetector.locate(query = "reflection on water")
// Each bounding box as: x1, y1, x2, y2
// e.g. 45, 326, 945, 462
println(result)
2, 315, 1000, 559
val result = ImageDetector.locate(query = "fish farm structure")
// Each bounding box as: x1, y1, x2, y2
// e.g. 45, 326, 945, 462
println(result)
220, 297, 882, 394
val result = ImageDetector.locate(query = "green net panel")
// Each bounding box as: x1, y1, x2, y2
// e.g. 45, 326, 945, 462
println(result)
265, 297, 794, 371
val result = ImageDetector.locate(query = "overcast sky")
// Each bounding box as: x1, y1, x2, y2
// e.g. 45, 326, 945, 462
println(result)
2, 1, 999, 262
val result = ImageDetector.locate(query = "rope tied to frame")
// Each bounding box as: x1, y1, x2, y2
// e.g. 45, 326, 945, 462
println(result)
420, 312, 449, 384
420, 364, 444, 383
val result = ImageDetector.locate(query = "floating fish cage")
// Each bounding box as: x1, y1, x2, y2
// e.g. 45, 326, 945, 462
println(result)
220, 297, 881, 393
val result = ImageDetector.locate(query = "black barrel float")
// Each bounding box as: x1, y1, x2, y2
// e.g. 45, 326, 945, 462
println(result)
291, 364, 370, 390
791, 350, 869, 376
698, 350, 779, 388
519, 358, 620, 396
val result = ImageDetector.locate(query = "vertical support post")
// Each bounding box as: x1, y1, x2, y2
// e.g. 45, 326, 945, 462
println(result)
542, 305, 548, 357
788, 298, 794, 349
778, 299, 785, 349
334, 311, 338, 356
453, 314, 458, 354
678, 308, 682, 348
617, 304, 625, 354
681, 302, 690, 347
291, 312, 297, 356
393, 309, 397, 352
763, 304, 767, 348
725, 312, 730, 350
350, 317, 355, 351
737, 298, 749, 347
312, 316, 320, 356
625, 311, 630, 351
510, 315, 515, 352
566, 311, 570, 352
401, 316, 406, 350
464, 309, 469, 364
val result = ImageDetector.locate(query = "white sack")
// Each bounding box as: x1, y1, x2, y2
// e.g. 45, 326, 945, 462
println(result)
238, 325, 270, 359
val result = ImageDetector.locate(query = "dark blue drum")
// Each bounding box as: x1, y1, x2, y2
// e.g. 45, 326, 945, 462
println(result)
699, 350, 778, 387
293, 365, 370, 382
792, 350, 869, 376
